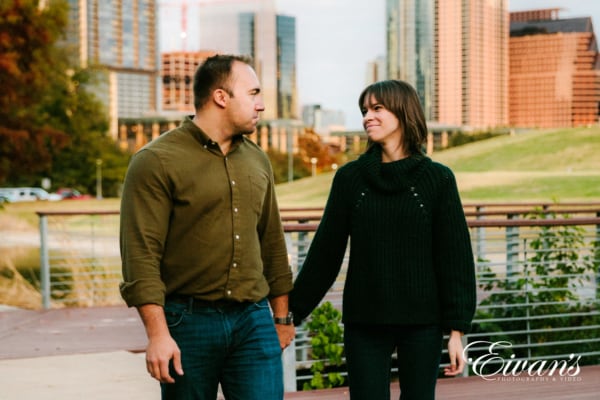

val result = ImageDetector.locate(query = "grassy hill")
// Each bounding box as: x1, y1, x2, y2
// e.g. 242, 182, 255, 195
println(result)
276, 126, 600, 207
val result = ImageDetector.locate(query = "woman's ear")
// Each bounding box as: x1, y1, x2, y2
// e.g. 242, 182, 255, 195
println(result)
213, 88, 229, 108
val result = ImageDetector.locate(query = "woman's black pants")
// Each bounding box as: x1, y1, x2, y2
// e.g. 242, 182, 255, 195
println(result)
344, 323, 443, 400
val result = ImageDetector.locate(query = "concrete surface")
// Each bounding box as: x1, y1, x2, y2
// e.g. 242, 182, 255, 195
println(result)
0, 351, 158, 400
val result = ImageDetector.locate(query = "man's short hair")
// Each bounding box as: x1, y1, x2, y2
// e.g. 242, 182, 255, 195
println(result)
193, 54, 254, 110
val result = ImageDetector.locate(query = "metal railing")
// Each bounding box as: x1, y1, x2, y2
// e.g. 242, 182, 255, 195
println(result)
34, 204, 600, 390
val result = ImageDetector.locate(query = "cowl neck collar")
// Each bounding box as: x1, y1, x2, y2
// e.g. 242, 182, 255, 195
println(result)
357, 145, 430, 193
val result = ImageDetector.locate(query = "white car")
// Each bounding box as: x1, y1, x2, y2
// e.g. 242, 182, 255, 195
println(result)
0, 187, 54, 203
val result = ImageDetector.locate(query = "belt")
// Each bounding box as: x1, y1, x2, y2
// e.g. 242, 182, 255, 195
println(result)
166, 294, 249, 311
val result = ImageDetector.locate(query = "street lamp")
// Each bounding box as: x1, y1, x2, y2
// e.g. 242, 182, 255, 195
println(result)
96, 159, 103, 200
310, 157, 317, 177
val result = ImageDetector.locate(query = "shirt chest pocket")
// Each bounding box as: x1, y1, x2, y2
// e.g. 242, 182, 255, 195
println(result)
248, 174, 269, 215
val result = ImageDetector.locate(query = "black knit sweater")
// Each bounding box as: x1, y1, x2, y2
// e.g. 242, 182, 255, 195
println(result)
289, 145, 476, 333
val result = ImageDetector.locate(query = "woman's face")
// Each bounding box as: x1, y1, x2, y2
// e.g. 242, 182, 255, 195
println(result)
361, 95, 402, 147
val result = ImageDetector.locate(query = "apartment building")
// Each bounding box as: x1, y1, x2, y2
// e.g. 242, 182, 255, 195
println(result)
386, 0, 509, 129
161, 50, 217, 113
510, 9, 600, 128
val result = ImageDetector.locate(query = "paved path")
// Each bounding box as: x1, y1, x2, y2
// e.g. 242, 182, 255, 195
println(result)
1, 305, 598, 400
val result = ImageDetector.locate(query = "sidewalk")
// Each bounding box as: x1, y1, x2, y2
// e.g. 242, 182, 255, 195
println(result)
0, 305, 156, 400
0, 351, 158, 400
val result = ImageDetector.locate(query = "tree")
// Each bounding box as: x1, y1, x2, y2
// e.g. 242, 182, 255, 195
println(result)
0, 0, 130, 195
45, 68, 130, 197
0, 0, 71, 184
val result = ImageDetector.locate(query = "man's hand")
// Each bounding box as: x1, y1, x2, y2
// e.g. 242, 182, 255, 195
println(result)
137, 304, 184, 383
275, 323, 296, 350
269, 294, 295, 350
145, 334, 183, 383
444, 330, 466, 377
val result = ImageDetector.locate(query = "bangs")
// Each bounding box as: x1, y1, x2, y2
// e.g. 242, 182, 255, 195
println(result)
358, 81, 398, 113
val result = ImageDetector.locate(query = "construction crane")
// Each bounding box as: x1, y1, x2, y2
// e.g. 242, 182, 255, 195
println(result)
159, 0, 203, 51
159, 0, 259, 51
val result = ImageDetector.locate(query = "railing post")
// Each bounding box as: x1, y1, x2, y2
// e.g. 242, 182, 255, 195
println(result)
596, 211, 600, 299
39, 214, 51, 309
297, 230, 308, 271
461, 334, 469, 377
475, 205, 485, 261
282, 341, 297, 392
506, 215, 519, 284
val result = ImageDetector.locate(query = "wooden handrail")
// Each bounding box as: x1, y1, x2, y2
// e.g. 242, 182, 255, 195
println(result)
464, 208, 600, 217
282, 217, 600, 232
36, 203, 600, 229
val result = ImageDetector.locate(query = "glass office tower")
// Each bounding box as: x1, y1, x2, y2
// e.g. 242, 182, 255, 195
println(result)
199, 0, 297, 120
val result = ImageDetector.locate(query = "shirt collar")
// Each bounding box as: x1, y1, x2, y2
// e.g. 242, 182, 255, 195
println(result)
181, 115, 246, 153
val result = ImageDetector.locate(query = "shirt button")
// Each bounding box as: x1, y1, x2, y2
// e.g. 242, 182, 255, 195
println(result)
226, 290, 232, 296
234, 208, 238, 213
231, 180, 236, 185
233, 262, 237, 268
235, 234, 240, 240
203, 145, 207, 149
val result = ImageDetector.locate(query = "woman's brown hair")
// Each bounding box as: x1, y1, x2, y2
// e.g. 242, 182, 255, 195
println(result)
358, 80, 428, 155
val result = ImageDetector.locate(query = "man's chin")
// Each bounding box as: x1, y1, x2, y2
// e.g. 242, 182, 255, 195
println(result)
236, 129, 255, 136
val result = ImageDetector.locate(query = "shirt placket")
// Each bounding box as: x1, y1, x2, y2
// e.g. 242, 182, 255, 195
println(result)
224, 153, 241, 300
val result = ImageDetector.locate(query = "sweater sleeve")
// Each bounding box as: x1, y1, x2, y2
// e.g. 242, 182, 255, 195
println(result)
289, 168, 352, 325
432, 167, 477, 333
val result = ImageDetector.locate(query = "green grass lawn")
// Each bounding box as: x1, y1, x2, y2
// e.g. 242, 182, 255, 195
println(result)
276, 126, 600, 207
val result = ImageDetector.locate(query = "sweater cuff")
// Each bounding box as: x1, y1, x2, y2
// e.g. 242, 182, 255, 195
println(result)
443, 319, 472, 334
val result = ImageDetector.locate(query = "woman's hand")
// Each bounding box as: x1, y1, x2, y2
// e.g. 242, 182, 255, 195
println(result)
444, 329, 466, 376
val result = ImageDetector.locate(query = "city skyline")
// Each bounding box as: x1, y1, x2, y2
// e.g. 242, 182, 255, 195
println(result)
159, 0, 600, 130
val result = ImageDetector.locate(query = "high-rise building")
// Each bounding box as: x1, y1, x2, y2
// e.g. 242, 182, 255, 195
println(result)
509, 9, 600, 128
64, 0, 159, 139
386, 0, 508, 129
366, 56, 387, 85
197, 0, 297, 120
302, 104, 346, 136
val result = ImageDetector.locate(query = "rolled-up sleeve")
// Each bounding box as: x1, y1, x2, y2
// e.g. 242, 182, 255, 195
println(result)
119, 149, 172, 307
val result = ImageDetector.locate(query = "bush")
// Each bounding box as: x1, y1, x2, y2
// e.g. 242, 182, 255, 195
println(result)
472, 209, 600, 370
302, 301, 346, 390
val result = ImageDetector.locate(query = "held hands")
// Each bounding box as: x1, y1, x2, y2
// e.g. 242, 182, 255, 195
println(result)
275, 323, 296, 350
145, 334, 184, 383
443, 329, 466, 377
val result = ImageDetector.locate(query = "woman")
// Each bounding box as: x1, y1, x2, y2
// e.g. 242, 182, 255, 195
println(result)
289, 80, 476, 399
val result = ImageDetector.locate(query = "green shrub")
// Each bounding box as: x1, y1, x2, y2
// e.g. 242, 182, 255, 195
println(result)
472, 210, 600, 369
302, 301, 346, 390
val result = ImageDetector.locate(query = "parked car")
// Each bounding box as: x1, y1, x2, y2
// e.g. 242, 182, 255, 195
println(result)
0, 187, 52, 202
55, 188, 92, 200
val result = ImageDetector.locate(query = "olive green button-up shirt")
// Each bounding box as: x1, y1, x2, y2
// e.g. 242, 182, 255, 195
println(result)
119, 117, 293, 307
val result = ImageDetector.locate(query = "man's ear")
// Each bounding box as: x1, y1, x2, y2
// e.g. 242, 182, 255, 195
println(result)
213, 88, 229, 108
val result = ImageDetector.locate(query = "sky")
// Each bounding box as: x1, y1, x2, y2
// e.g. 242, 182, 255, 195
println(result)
159, 0, 600, 130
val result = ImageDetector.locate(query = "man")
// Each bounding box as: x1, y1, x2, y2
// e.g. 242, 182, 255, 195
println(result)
120, 54, 295, 400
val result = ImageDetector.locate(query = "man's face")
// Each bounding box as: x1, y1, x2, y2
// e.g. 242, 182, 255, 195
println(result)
226, 61, 265, 135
